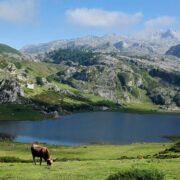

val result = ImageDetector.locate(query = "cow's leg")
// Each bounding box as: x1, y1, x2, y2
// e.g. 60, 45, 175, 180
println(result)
40, 157, 42, 166
33, 156, 36, 165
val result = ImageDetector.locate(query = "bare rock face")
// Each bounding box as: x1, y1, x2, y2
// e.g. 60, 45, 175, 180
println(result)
21, 29, 180, 55
0, 80, 24, 103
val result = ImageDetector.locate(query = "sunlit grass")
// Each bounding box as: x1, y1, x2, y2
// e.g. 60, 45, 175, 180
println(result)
0, 104, 49, 120
0, 141, 179, 179
119, 102, 166, 113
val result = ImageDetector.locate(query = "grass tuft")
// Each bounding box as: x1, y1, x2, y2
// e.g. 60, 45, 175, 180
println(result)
107, 169, 164, 180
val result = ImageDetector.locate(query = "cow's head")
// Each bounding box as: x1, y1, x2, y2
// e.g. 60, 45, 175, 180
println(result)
47, 157, 57, 166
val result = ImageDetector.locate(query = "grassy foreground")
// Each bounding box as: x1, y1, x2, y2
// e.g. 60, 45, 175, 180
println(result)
0, 139, 180, 179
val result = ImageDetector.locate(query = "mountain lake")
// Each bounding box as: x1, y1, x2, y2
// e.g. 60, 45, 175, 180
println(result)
0, 112, 180, 145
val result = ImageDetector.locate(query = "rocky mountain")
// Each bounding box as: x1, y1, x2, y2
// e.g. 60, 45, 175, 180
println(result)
21, 29, 180, 55
39, 47, 180, 110
0, 48, 122, 119
2, 31, 180, 120
166, 44, 180, 58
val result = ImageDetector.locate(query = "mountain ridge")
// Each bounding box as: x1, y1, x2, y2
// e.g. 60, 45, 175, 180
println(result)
21, 29, 180, 55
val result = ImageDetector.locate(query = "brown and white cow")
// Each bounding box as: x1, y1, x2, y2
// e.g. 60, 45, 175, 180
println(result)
31, 144, 56, 166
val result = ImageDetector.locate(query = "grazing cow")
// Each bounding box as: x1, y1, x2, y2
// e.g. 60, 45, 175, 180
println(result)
31, 144, 56, 166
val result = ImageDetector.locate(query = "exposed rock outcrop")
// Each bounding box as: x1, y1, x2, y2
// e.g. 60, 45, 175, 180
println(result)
0, 80, 24, 104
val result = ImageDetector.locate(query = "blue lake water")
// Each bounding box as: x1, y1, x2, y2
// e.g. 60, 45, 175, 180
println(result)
0, 112, 180, 145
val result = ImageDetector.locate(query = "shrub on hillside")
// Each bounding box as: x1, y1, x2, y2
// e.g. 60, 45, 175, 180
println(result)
174, 94, 180, 107
45, 48, 99, 66
36, 76, 44, 86
106, 169, 164, 180
14, 62, 22, 69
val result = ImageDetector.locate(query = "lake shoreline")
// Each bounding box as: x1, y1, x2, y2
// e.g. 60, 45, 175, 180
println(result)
1, 102, 180, 121
0, 112, 180, 145
0, 132, 172, 146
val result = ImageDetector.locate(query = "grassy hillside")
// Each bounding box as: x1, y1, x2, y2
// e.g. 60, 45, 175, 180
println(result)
0, 104, 49, 121
0, 43, 21, 55
9, 59, 66, 77
0, 140, 180, 179
0, 57, 123, 120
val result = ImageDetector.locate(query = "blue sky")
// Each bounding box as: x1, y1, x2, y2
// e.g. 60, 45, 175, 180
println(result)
0, 0, 179, 49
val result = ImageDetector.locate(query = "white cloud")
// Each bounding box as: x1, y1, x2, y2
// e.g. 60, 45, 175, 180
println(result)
0, 0, 37, 23
145, 16, 177, 30
66, 8, 143, 28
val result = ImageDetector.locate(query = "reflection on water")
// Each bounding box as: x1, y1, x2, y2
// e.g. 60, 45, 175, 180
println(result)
0, 112, 180, 145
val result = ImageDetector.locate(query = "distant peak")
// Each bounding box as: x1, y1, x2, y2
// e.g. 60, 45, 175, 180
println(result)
103, 33, 119, 38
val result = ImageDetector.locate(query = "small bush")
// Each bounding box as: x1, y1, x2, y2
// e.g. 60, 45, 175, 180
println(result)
46, 76, 53, 83
25, 69, 29, 73
118, 72, 132, 86
154, 154, 180, 159
14, 62, 22, 69
168, 141, 180, 152
174, 94, 180, 107
36, 76, 44, 86
0, 57, 8, 69
107, 169, 164, 180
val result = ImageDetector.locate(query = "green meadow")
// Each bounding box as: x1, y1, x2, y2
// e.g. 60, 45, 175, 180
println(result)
0, 135, 180, 179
